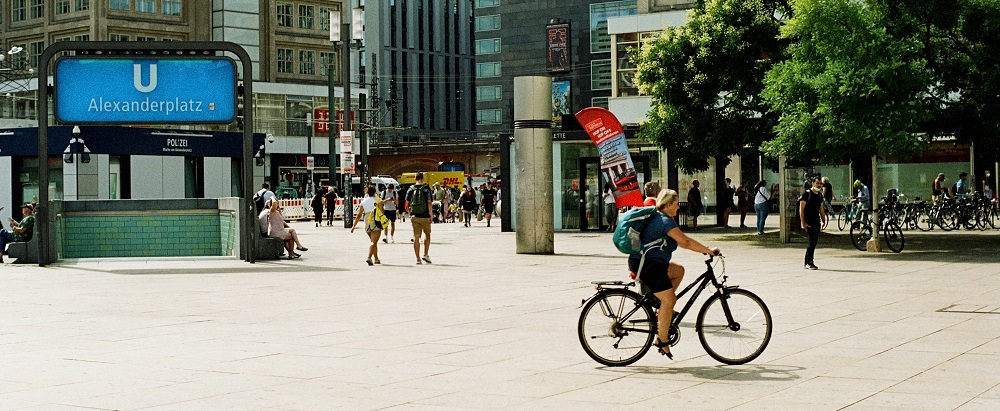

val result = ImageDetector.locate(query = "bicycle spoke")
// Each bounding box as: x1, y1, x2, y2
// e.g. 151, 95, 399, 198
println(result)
579, 289, 655, 366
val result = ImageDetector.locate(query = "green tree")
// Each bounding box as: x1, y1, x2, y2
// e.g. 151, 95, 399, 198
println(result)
874, 0, 1000, 160
634, 0, 791, 173
761, 0, 937, 164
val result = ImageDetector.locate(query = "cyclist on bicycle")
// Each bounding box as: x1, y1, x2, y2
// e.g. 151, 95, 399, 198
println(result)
628, 189, 721, 359
849, 180, 871, 220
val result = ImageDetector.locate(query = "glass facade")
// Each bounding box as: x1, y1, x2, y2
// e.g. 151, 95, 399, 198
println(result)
590, 1, 637, 53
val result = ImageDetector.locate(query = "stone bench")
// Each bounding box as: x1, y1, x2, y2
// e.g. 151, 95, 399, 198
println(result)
255, 228, 285, 260
7, 226, 39, 264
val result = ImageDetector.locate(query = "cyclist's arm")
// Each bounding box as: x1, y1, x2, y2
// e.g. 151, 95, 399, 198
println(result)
667, 227, 719, 255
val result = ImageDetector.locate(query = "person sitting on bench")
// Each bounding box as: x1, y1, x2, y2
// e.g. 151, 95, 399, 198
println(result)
1, 203, 36, 263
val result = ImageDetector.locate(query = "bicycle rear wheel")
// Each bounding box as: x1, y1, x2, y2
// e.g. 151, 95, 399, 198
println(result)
578, 289, 655, 366
837, 208, 849, 231
850, 221, 871, 251
883, 222, 905, 253
697, 288, 772, 365
916, 206, 934, 231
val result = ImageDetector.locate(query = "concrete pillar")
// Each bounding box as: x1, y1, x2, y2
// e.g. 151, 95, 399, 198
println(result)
513, 76, 554, 254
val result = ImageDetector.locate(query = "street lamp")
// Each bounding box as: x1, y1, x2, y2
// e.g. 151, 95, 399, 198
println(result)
330, 6, 364, 228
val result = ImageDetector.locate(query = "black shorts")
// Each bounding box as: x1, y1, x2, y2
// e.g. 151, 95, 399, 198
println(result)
384, 210, 397, 222
628, 259, 674, 293
483, 203, 495, 214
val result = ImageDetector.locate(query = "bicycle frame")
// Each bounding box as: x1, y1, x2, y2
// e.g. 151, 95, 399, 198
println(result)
589, 257, 731, 335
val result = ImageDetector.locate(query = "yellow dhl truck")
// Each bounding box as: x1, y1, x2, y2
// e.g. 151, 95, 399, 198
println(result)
398, 171, 465, 189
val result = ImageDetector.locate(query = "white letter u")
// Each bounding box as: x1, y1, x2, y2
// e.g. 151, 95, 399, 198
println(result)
133, 63, 157, 93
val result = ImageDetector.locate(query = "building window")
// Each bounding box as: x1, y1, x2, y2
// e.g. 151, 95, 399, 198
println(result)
590, 1, 637, 53
298, 5, 314, 29
475, 62, 501, 78
110, 34, 130, 41
299, 50, 315, 75
12, 0, 27, 21
476, 85, 501, 102
136, 0, 154, 13
28, 41, 44, 69
74, 34, 90, 41
76, 0, 90, 11
136, 36, 156, 41
320, 52, 337, 78
56, 0, 71, 14
476, 109, 502, 125
591, 59, 612, 91
475, 39, 501, 55
319, 7, 333, 32
614, 32, 644, 97
30, 0, 44, 19
592, 97, 609, 109
277, 2, 292, 27
277, 48, 294, 73
475, 15, 500, 32
162, 0, 180, 15
475, 0, 499, 7
110, 0, 129, 10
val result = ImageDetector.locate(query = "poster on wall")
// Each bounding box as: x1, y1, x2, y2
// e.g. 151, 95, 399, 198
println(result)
552, 81, 571, 124
575, 107, 643, 208
546, 23, 572, 73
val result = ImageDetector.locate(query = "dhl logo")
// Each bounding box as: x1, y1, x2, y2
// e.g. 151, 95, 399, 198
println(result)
443, 177, 461, 185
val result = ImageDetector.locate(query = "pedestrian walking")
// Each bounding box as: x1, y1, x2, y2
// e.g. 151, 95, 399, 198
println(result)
722, 178, 735, 228
323, 184, 339, 226
310, 188, 324, 227
687, 180, 703, 230
406, 172, 434, 264
459, 185, 478, 227
350, 185, 385, 266
735, 181, 749, 228
380, 183, 399, 243
480, 183, 498, 227
753, 180, 771, 235
799, 177, 826, 270
603, 183, 617, 232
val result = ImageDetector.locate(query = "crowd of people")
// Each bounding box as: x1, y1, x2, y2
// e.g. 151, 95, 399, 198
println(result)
254, 174, 501, 263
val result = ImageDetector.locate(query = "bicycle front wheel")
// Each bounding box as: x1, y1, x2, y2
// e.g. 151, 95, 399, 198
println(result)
697, 288, 772, 365
578, 289, 656, 366
883, 222, 905, 253
837, 208, 848, 231
850, 221, 872, 251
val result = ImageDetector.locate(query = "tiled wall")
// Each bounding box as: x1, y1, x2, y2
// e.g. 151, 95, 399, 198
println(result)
60, 213, 235, 258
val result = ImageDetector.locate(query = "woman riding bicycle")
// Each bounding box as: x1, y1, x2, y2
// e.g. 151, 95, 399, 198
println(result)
629, 189, 721, 359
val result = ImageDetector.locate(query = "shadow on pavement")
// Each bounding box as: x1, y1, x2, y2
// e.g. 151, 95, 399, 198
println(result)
604, 364, 804, 382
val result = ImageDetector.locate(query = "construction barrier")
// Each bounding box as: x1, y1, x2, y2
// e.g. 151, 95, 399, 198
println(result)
276, 198, 363, 221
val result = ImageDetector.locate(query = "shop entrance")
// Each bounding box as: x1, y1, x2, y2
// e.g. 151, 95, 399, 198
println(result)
579, 155, 651, 231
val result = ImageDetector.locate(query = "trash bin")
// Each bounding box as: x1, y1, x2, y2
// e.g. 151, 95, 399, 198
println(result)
675, 201, 689, 227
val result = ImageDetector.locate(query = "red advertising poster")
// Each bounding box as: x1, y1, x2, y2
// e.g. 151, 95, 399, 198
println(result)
546, 23, 572, 73
575, 107, 643, 207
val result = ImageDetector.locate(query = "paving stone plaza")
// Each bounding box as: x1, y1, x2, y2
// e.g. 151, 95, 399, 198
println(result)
3, 218, 999, 410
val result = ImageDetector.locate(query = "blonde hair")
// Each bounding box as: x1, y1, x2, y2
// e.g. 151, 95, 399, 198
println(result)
655, 189, 679, 211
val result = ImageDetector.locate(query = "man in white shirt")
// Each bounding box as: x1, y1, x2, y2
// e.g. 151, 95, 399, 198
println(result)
254, 183, 275, 214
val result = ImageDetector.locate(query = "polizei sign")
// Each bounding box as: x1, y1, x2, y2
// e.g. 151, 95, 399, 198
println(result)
54, 57, 237, 124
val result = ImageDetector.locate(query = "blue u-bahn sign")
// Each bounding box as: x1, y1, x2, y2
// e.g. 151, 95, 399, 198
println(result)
54, 57, 237, 124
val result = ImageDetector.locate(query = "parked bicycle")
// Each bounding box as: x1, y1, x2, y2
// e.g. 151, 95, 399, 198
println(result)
850, 205, 904, 253
837, 198, 870, 231
578, 255, 772, 366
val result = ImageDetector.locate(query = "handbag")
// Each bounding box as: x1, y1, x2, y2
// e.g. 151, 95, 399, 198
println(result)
476, 207, 484, 221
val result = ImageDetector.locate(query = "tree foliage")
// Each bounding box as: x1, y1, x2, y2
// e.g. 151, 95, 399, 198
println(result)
634, 0, 792, 173
760, 0, 936, 164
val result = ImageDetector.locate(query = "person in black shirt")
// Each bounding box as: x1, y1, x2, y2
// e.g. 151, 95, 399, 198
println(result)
481, 184, 498, 227
687, 180, 703, 230
799, 177, 827, 270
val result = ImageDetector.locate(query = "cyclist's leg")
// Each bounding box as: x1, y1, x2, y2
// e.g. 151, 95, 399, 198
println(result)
652, 262, 685, 342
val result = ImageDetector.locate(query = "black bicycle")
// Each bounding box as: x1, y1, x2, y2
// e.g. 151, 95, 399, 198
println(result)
578, 255, 772, 366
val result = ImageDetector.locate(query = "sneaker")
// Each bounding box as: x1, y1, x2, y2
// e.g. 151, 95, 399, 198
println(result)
390, 236, 395, 243
366, 258, 374, 266
416, 259, 422, 265
382, 237, 388, 243
373, 258, 381, 264
422, 256, 432, 264
804, 263, 818, 270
